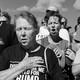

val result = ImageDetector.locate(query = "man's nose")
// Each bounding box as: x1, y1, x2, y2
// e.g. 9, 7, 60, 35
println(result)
21, 29, 26, 37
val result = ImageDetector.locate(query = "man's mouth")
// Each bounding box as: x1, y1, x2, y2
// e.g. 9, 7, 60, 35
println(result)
21, 39, 28, 43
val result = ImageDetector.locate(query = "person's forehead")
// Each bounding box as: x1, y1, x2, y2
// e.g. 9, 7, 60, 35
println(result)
16, 17, 27, 22
16, 17, 33, 27
49, 16, 59, 22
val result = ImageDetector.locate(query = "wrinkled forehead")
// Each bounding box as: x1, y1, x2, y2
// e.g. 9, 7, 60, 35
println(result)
16, 17, 33, 25
16, 17, 33, 28
48, 16, 59, 23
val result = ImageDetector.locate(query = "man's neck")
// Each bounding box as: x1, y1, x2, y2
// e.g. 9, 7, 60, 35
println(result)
21, 41, 39, 53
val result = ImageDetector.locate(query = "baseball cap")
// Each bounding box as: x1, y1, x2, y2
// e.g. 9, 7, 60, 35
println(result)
47, 5, 59, 12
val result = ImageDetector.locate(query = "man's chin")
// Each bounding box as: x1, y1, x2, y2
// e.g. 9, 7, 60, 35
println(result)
21, 42, 29, 46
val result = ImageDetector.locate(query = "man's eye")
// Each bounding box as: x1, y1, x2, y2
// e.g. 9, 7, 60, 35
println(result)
25, 27, 33, 30
16, 28, 22, 31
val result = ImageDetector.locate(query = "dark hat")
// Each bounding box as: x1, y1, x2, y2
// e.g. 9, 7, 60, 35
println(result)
47, 5, 59, 12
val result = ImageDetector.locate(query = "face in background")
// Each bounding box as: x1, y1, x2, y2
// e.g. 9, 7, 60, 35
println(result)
61, 17, 67, 29
16, 17, 36, 48
47, 16, 61, 35
41, 19, 46, 26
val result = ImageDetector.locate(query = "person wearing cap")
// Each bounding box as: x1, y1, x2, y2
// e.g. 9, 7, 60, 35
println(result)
61, 16, 67, 29
41, 5, 59, 27
60, 16, 70, 42
60, 16, 75, 61
60, 16, 75, 80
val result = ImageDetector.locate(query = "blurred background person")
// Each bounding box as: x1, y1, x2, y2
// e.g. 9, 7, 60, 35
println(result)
1, 11, 11, 24
72, 29, 80, 80
0, 10, 18, 55
73, 16, 80, 38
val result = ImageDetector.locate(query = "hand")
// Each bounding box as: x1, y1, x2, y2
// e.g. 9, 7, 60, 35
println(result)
65, 49, 76, 61
53, 47, 63, 60
20, 53, 45, 70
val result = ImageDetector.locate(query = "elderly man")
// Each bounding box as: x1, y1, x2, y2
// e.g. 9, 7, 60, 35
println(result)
0, 11, 64, 80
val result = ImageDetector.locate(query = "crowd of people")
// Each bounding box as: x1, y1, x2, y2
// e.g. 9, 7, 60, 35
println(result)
0, 5, 80, 80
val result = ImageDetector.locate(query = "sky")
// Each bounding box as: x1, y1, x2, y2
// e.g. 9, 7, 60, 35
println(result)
0, 0, 80, 33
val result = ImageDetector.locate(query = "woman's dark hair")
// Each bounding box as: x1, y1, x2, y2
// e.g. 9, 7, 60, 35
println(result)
44, 13, 62, 25
14, 11, 39, 34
